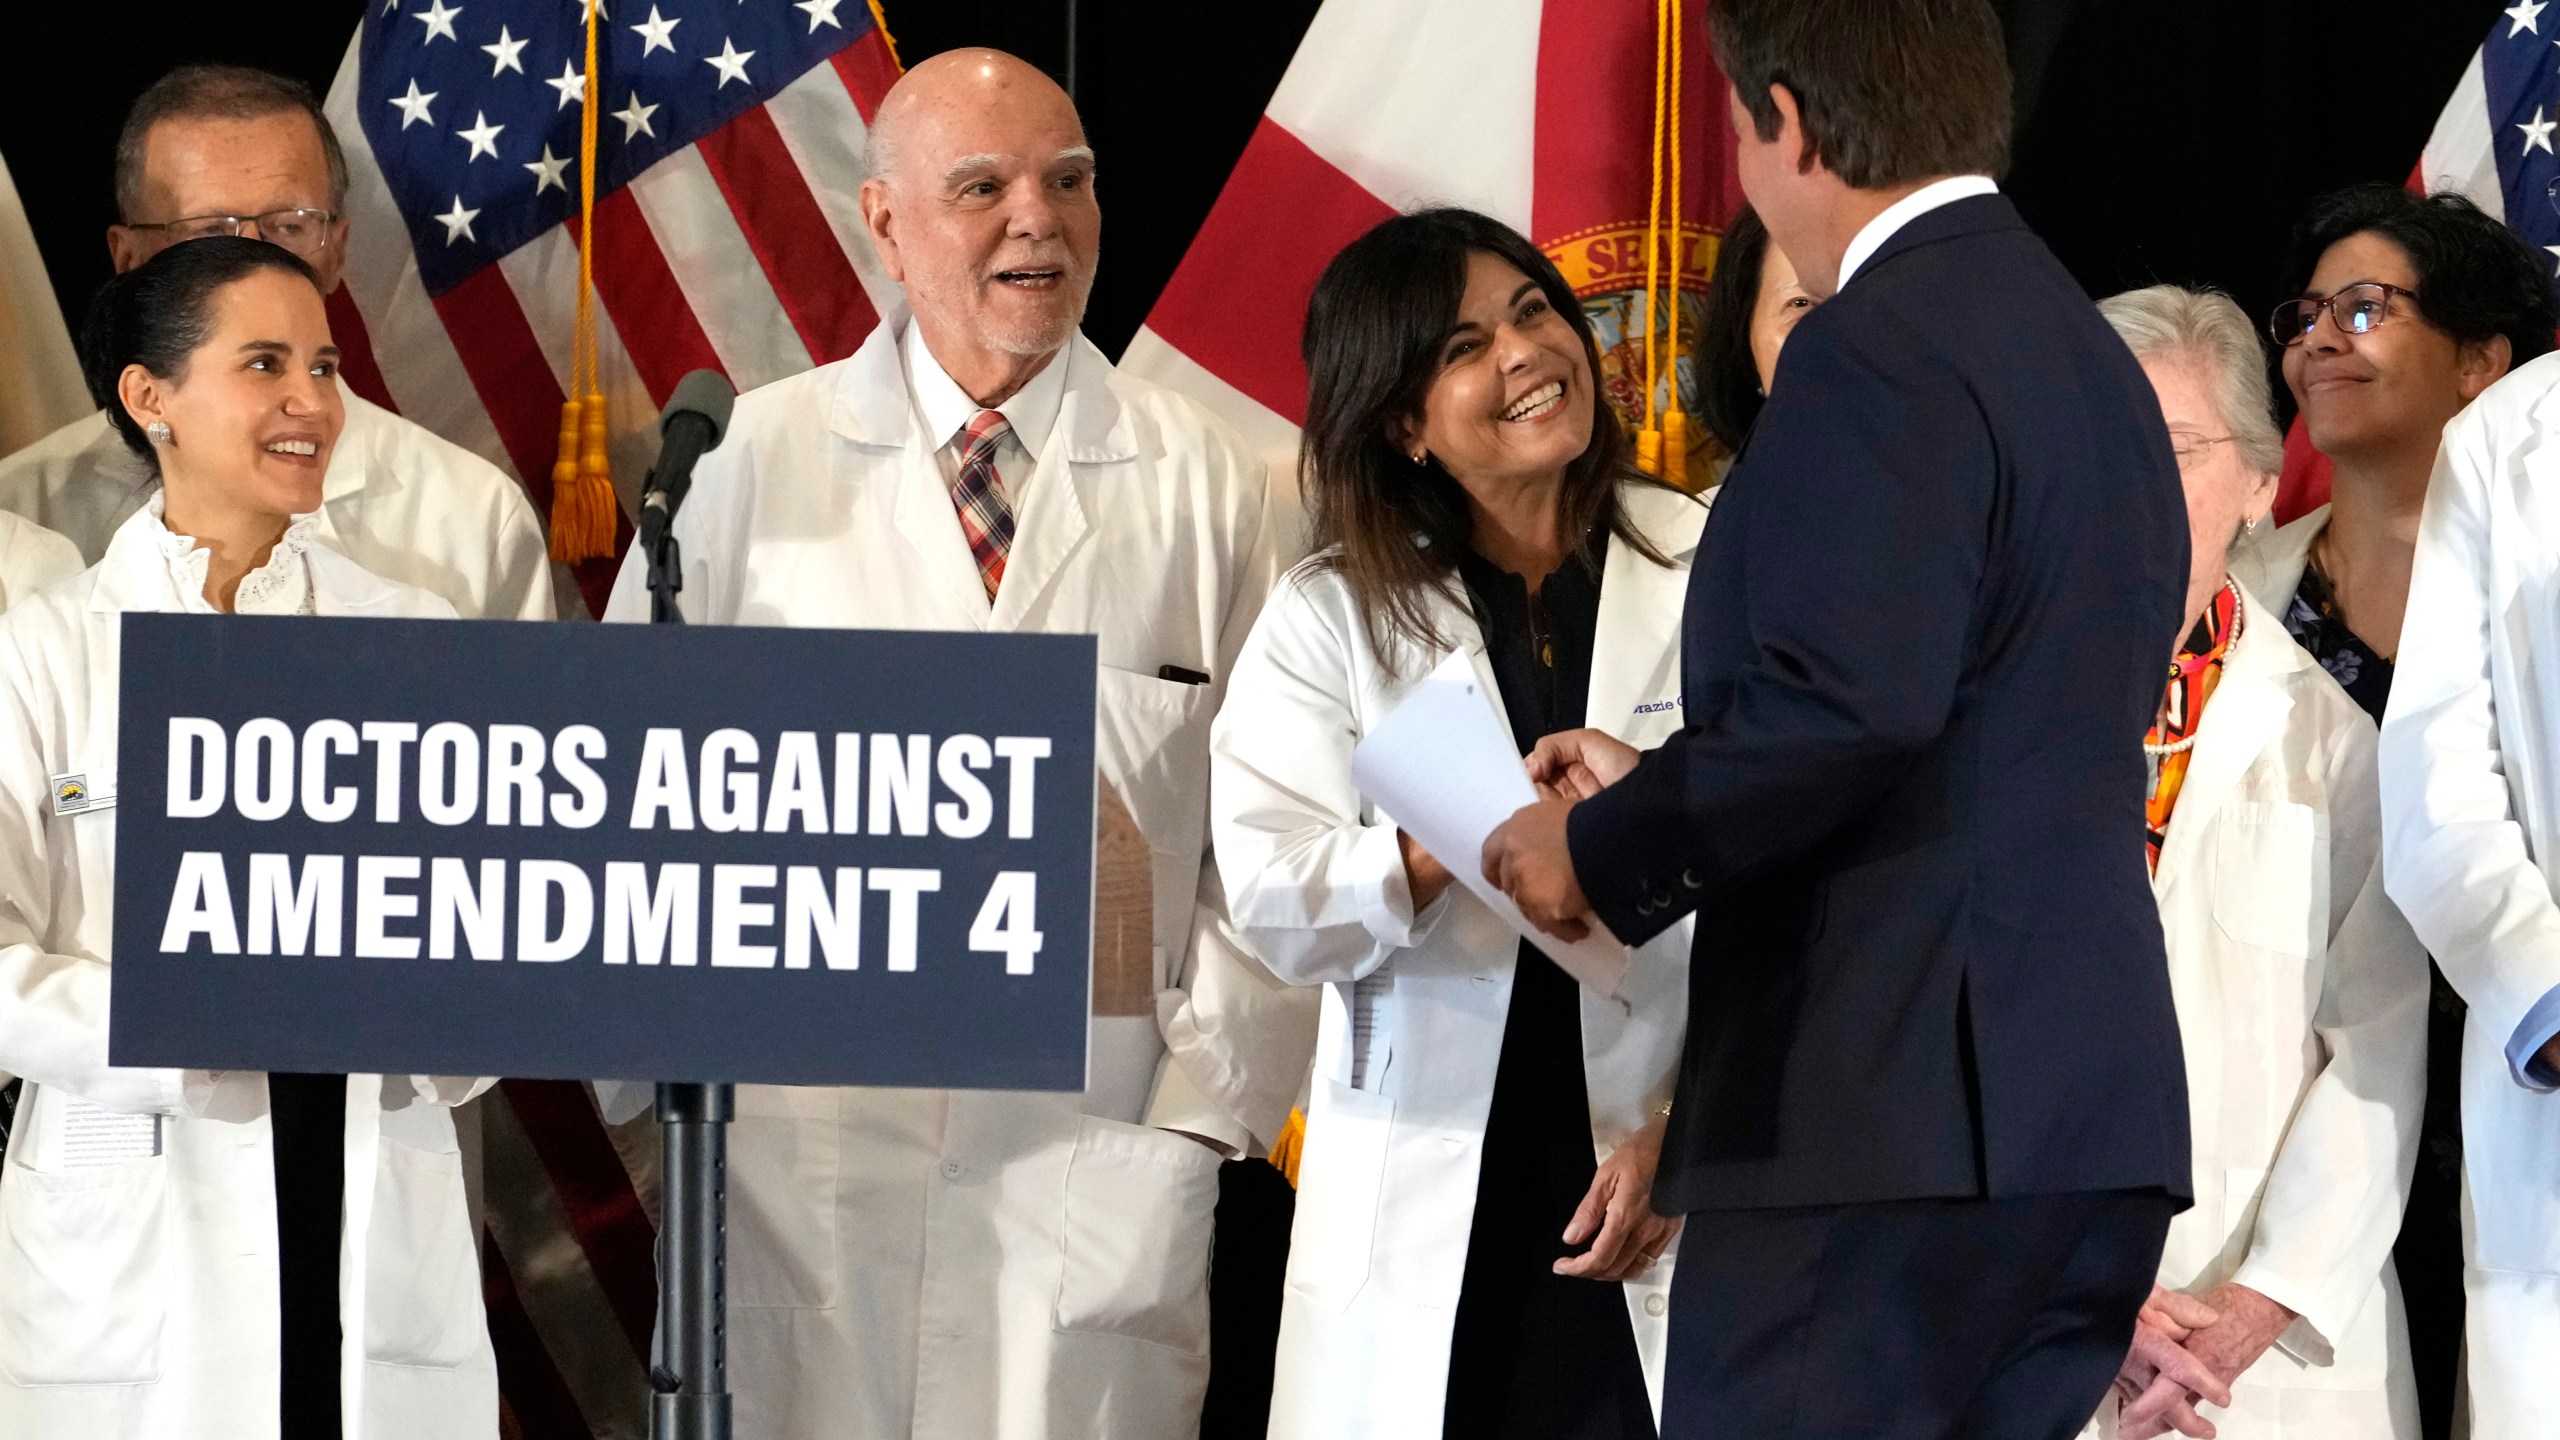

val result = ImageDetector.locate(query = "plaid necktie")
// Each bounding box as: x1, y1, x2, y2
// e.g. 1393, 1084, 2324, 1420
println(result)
948, 409, 1016, 601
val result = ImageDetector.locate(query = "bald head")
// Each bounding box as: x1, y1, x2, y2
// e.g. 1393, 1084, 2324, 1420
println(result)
868, 50, 1084, 188
859, 48, 1100, 406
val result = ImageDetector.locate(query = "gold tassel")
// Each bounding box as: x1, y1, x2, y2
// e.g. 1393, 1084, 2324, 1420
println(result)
1660, 409, 1690, 490
1267, 1106, 1307, 1187
548, 0, 617, 566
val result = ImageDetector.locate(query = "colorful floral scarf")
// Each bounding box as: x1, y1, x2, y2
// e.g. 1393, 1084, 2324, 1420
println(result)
2144, 581, 2241, 873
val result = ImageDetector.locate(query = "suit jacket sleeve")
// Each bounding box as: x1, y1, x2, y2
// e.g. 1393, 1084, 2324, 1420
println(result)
1568, 312, 1992, 942
2379, 407, 2560, 1087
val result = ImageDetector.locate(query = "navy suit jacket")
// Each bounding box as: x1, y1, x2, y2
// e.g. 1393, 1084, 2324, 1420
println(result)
1570, 194, 2194, 1214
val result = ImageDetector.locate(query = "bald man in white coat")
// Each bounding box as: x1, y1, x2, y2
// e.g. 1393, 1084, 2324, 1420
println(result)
604, 50, 1311, 1439
0, 64, 552, 621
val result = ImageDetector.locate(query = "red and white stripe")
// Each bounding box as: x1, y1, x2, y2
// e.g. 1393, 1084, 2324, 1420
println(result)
1120, 0, 1545, 474
322, 34, 903, 612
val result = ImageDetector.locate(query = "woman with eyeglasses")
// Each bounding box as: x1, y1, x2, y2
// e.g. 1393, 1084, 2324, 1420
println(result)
0, 238, 493, 1436
2235, 185, 2558, 1440
2089, 285, 2428, 1440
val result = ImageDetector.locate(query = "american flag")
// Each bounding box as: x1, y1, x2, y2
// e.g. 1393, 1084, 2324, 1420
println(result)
321, 0, 902, 614
322, 7, 901, 1434
2276, 0, 2560, 522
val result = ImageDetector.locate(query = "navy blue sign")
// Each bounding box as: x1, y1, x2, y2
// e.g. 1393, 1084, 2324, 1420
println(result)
109, 614, 1096, 1089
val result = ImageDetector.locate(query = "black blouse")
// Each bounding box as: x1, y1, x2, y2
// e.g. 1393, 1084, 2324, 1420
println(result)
1440, 545, 1655, 1440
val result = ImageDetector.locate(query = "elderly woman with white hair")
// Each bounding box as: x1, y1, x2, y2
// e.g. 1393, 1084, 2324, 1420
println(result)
2086, 285, 2429, 1440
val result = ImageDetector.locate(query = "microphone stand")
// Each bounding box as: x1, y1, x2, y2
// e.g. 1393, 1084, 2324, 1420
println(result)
641, 473, 732, 1440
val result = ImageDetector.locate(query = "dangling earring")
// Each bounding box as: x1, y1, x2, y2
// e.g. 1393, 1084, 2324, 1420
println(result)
146, 421, 172, 447
1410, 450, 1427, 467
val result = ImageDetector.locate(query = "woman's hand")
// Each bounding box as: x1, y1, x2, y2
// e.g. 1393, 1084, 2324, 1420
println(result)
1399, 829, 1456, 910
1554, 1113, 1682, 1283
1526, 728, 1642, 801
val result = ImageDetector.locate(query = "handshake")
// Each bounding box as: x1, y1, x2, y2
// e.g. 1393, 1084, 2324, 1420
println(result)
1479, 728, 1644, 942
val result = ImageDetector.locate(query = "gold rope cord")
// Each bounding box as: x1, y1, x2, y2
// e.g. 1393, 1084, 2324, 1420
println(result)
1636, 0, 1671, 478
549, 0, 617, 564
1658, 0, 1689, 488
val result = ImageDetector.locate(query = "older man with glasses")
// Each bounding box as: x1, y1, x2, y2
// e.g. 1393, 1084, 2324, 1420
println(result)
0, 64, 555, 620
2234, 183, 2557, 1440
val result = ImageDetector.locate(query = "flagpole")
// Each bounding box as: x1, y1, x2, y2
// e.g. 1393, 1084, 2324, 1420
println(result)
1064, 0, 1080, 100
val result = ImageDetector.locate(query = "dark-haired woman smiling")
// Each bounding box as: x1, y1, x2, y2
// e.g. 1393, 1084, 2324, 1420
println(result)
0, 238, 491, 1436
1211, 208, 1703, 1439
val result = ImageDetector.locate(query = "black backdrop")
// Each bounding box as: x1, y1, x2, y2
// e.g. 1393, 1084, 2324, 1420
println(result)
0, 0, 2512, 375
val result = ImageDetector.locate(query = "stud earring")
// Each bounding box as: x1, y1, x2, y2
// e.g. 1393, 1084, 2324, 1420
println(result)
146, 420, 172, 447
1410, 450, 1427, 467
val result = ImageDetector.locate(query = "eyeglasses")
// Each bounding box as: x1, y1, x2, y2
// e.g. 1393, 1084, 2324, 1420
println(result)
2268, 282, 2419, 347
2168, 430, 2237, 472
123, 208, 338, 257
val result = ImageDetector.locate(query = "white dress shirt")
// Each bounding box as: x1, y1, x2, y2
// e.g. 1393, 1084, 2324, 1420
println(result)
1836, 173, 2002, 290
900, 319, 1067, 503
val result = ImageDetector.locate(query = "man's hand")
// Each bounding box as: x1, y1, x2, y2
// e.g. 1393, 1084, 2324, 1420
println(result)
1526, 728, 1642, 801
2180, 1283, 2294, 1394
1554, 1114, 1682, 1282
2114, 1285, 2232, 1440
1482, 794, 1592, 940
2537, 1030, 2560, 1080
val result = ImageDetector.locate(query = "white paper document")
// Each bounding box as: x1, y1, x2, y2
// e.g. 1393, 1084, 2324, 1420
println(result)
45, 1094, 161, 1170
1352, 652, 1633, 997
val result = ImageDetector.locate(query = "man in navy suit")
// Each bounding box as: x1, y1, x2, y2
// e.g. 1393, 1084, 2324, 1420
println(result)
1482, 1, 2201, 1434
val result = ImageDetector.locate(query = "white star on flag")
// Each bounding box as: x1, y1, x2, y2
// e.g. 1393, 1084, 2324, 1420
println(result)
615, 91, 660, 141
414, 0, 463, 44
795, 0, 843, 33
2521, 103, 2556, 155
458, 110, 506, 161
631, 6, 681, 56
435, 195, 480, 244
2510, 1, 2548, 36
389, 79, 439, 129
482, 25, 528, 75
705, 38, 756, 87
570, 0, 609, 18
525, 145, 573, 195
546, 60, 586, 110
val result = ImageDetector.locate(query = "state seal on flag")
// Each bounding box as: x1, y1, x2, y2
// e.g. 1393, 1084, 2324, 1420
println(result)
1540, 221, 1719, 475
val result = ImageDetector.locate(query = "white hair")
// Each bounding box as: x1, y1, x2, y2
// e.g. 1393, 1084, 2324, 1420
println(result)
2097, 285, 2285, 477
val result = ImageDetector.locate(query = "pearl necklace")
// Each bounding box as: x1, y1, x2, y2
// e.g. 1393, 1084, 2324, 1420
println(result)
2144, 582, 2243, 795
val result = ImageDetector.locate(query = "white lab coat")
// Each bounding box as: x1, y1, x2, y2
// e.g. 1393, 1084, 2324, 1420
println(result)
2084, 580, 2426, 1440
600, 319, 1312, 1439
0, 507, 495, 1438
0, 397, 556, 619
1211, 482, 1705, 1439
0, 506, 76, 611
2376, 349, 2560, 1437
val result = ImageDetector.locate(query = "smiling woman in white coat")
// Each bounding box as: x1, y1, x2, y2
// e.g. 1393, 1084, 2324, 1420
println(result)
0, 238, 492, 1439
2087, 286, 2428, 1440
1213, 209, 1703, 1440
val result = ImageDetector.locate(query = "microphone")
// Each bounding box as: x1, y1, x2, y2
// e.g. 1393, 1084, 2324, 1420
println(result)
639, 369, 737, 542
638, 369, 736, 624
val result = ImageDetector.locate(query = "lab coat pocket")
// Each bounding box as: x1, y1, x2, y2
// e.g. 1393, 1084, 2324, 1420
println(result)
1284, 1079, 1394, 1315
365, 1139, 484, 1370
1095, 667, 1213, 980
2211, 803, 2320, 958
1052, 1114, 1221, 1353
0, 1156, 166, 1385
729, 1085, 840, 1308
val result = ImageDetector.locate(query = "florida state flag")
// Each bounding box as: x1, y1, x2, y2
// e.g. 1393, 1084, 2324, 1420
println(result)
1122, 0, 1741, 486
